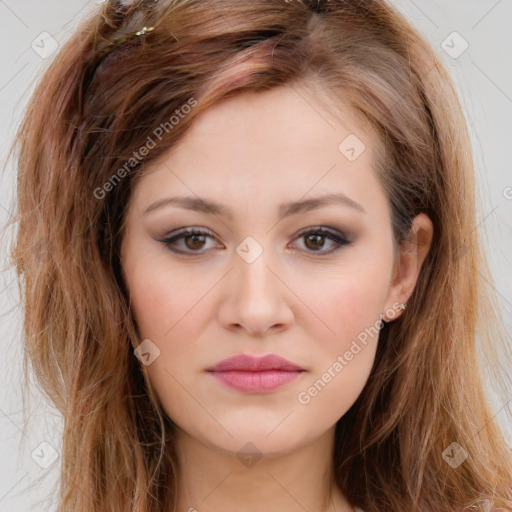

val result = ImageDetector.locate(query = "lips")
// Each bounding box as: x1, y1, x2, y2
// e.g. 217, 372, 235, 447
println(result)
207, 353, 305, 372
206, 354, 305, 393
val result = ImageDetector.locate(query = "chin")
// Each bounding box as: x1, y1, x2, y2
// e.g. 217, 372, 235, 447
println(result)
196, 417, 318, 458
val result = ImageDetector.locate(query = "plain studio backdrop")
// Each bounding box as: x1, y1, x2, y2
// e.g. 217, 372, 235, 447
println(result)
0, 1, 511, 510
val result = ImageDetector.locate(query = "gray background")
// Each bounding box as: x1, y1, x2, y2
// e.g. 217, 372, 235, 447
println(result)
1, 1, 511, 510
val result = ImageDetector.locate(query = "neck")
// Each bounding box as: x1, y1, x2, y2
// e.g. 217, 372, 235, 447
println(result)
173, 425, 354, 512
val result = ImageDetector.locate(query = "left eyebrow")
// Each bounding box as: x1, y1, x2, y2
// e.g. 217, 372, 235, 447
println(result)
278, 192, 366, 217
142, 192, 366, 219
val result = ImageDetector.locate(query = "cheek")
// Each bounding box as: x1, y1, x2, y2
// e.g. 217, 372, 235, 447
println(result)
298, 261, 390, 351
126, 265, 216, 426
127, 257, 213, 347
288, 256, 391, 414
297, 280, 383, 400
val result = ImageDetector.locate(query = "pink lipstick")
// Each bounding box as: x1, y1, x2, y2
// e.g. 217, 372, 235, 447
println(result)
206, 353, 305, 393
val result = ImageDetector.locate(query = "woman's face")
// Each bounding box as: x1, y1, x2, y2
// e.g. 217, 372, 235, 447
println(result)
121, 83, 414, 458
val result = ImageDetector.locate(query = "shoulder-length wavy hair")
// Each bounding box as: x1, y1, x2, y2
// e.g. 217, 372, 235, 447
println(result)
7, 0, 512, 510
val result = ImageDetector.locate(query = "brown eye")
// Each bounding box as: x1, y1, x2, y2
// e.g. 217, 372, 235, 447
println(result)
160, 228, 220, 254
292, 228, 350, 255
184, 234, 207, 250
304, 233, 325, 251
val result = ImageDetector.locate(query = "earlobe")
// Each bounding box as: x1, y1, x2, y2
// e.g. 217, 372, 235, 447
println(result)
383, 213, 434, 321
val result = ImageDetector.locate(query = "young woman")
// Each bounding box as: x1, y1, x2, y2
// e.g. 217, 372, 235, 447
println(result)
9, 0, 512, 511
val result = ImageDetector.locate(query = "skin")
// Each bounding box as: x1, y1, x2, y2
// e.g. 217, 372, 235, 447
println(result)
121, 82, 433, 512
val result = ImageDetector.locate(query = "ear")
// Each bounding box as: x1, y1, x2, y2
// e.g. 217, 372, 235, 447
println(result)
383, 213, 433, 322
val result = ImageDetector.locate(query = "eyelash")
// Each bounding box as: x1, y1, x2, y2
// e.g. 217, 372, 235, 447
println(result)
159, 226, 351, 256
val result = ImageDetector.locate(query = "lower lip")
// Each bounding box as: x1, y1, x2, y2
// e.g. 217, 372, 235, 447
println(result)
208, 370, 304, 392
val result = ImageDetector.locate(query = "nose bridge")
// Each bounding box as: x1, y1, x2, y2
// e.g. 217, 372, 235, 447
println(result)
219, 234, 293, 334
234, 236, 278, 303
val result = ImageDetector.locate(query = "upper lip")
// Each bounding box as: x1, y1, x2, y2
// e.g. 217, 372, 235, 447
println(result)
206, 353, 305, 372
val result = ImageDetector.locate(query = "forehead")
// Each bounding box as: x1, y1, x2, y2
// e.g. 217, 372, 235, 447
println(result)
170, 81, 373, 162
129, 83, 384, 217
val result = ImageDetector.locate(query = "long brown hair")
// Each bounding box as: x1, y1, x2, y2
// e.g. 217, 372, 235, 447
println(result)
7, 0, 512, 510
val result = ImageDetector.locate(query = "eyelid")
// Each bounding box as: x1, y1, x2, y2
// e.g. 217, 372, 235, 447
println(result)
292, 225, 348, 242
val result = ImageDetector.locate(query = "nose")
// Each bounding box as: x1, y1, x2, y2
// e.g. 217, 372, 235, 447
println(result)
217, 246, 294, 336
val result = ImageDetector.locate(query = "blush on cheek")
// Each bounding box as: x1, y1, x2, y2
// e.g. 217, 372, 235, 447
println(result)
319, 281, 383, 329
131, 289, 213, 366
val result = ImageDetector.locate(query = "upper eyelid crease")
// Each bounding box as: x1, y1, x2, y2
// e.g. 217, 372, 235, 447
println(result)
142, 193, 366, 219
